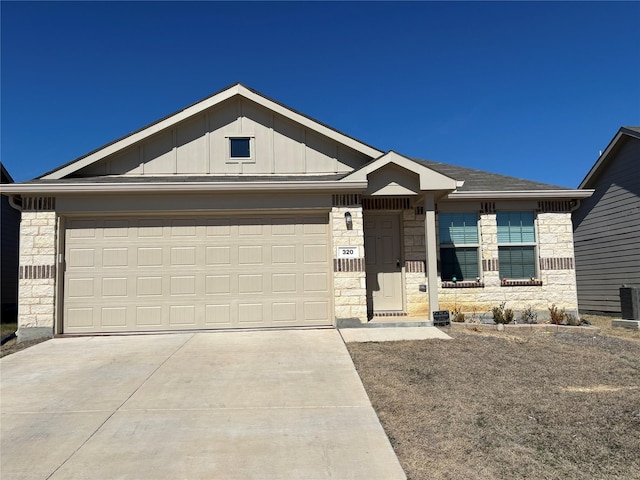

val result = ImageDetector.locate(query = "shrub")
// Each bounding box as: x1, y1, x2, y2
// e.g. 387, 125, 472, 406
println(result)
451, 307, 466, 323
492, 302, 514, 324
520, 305, 538, 324
549, 304, 567, 324
504, 308, 514, 323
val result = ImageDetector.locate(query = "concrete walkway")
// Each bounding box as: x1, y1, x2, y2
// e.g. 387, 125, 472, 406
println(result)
0, 330, 406, 479
340, 326, 452, 343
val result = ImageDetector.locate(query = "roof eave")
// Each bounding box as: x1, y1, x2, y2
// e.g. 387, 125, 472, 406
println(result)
0, 181, 368, 195
578, 127, 640, 189
445, 190, 595, 200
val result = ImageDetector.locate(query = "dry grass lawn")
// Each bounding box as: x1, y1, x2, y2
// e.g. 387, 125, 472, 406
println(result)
348, 319, 640, 480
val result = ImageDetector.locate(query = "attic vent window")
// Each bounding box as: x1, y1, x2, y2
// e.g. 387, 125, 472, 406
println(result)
230, 137, 251, 159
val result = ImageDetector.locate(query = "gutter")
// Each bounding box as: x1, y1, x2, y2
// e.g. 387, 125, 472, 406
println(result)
446, 189, 595, 200
0, 181, 369, 195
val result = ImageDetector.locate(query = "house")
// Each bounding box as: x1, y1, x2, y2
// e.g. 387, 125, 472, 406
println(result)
0, 83, 593, 341
1, 163, 21, 323
573, 126, 640, 315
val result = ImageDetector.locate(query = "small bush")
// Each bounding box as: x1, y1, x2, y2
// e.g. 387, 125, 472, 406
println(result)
548, 305, 583, 325
504, 308, 514, 323
451, 307, 466, 322
520, 305, 538, 324
492, 302, 514, 324
549, 304, 566, 325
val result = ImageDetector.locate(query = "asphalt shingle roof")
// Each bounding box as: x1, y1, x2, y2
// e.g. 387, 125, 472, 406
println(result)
412, 158, 570, 192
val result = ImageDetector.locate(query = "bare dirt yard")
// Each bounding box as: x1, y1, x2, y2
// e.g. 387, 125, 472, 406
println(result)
348, 316, 640, 480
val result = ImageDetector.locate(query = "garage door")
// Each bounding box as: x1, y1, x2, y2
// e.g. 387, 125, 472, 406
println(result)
63, 214, 332, 333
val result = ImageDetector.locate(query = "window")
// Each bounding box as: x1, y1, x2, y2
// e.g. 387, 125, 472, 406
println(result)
229, 137, 251, 159
438, 213, 479, 281
497, 211, 536, 279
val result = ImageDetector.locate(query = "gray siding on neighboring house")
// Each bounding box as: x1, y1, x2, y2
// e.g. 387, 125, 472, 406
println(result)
1, 165, 21, 322
573, 133, 640, 314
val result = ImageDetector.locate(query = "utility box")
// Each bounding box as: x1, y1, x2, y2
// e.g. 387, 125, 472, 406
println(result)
620, 286, 640, 320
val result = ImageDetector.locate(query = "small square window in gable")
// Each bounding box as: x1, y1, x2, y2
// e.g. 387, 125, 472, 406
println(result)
228, 137, 253, 162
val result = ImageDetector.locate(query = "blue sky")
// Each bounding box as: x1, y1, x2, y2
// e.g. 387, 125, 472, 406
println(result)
2, 1, 639, 187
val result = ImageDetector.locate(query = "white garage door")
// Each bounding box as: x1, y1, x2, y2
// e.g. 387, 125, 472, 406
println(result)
63, 214, 332, 333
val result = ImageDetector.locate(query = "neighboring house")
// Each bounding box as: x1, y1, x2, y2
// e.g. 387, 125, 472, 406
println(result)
0, 83, 592, 341
1, 162, 20, 323
573, 127, 640, 315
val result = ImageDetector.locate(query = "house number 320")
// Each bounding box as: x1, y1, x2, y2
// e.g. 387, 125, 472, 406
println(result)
337, 247, 359, 259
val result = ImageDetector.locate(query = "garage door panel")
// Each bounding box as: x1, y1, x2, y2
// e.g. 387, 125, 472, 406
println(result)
238, 303, 263, 323
272, 302, 296, 323
102, 277, 128, 297
67, 308, 94, 328
101, 307, 128, 327
68, 248, 95, 268
238, 245, 263, 265
170, 305, 196, 326
205, 304, 232, 325
304, 301, 330, 322
64, 214, 332, 333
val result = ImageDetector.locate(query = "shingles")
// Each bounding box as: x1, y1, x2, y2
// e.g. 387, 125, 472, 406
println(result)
412, 158, 570, 191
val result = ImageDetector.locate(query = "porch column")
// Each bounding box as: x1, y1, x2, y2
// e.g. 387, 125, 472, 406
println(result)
423, 193, 439, 319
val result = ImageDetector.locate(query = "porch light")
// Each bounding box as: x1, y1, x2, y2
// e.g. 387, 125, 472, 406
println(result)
345, 212, 353, 230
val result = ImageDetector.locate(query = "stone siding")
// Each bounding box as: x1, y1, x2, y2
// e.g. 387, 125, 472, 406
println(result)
438, 211, 579, 320
402, 209, 429, 315
331, 206, 367, 321
17, 211, 57, 340
392, 208, 580, 320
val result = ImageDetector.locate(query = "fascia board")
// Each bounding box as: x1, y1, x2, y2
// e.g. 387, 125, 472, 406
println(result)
578, 129, 629, 189
43, 84, 382, 180
340, 152, 458, 190
0, 181, 368, 195
446, 190, 595, 200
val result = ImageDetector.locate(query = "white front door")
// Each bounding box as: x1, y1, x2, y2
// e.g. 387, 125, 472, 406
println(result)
364, 213, 403, 313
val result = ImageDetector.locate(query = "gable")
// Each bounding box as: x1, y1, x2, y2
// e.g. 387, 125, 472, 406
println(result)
44, 84, 381, 180
579, 127, 640, 189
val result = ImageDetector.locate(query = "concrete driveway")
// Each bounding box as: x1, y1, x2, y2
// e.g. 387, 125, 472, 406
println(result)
0, 329, 406, 479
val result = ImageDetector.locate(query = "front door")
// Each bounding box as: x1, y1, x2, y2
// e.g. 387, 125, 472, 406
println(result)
364, 213, 403, 314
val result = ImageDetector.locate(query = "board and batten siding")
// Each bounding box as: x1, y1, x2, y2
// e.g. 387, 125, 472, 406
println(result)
75, 97, 370, 177
573, 135, 640, 314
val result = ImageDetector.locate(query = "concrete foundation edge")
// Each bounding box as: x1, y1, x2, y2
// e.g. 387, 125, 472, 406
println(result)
17, 327, 54, 343
611, 319, 640, 330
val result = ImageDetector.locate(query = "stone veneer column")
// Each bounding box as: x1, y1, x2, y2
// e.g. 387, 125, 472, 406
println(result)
331, 205, 367, 323
17, 198, 57, 341
402, 209, 428, 316
536, 212, 579, 312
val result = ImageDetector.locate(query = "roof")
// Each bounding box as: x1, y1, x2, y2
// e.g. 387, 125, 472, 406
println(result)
414, 158, 568, 192
39, 83, 384, 180
579, 126, 640, 189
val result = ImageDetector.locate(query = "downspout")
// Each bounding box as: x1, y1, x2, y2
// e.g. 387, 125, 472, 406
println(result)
8, 194, 22, 212
570, 199, 582, 212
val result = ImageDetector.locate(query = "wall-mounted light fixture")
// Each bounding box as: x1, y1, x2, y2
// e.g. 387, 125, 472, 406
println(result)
345, 212, 353, 230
